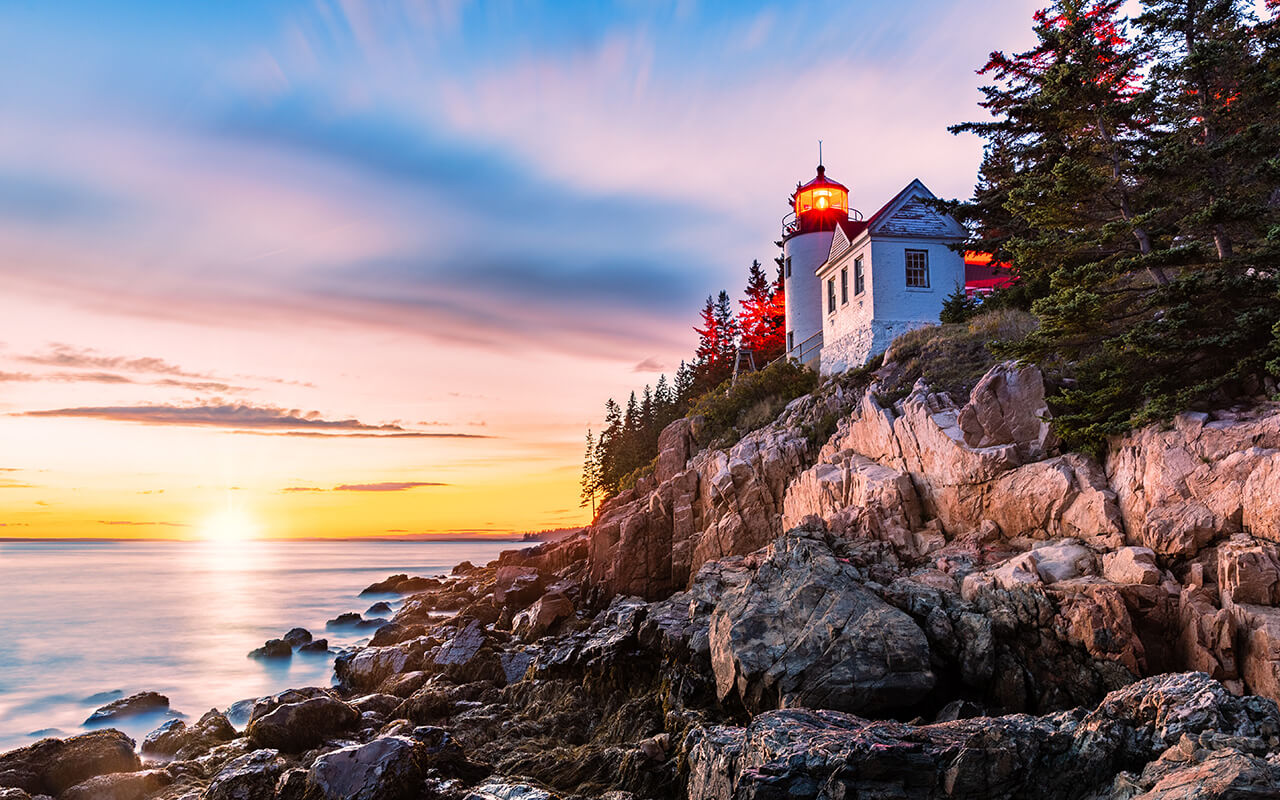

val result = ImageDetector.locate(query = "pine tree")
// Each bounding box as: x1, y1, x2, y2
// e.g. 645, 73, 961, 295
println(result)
739, 260, 785, 365
674, 361, 695, 408
939, 285, 981, 323
579, 429, 598, 516
692, 295, 721, 387
1137, 0, 1280, 264
596, 398, 623, 495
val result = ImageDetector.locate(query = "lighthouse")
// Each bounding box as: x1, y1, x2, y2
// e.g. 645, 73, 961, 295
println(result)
782, 163, 852, 367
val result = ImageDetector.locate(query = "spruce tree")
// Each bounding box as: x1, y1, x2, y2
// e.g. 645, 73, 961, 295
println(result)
739, 260, 786, 365
579, 429, 598, 516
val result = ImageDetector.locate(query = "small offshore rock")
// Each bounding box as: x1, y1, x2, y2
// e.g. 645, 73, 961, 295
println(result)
248, 639, 292, 660
298, 638, 329, 653
360, 574, 443, 596
366, 601, 393, 616
84, 692, 169, 725
326, 612, 364, 628
282, 628, 312, 647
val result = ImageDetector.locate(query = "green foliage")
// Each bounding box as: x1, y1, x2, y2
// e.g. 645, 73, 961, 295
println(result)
947, 0, 1280, 453
617, 457, 658, 494
801, 411, 840, 450
1031, 271, 1280, 455
686, 358, 818, 448
879, 310, 1039, 407
939, 285, 981, 324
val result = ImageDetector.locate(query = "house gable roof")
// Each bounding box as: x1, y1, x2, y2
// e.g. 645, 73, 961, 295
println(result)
816, 218, 869, 277
866, 179, 966, 239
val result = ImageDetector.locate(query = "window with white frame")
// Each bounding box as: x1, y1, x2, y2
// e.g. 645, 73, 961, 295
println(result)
787, 331, 794, 351
905, 249, 929, 288
840, 267, 848, 304
785, 256, 792, 278
854, 256, 865, 295
827, 278, 836, 313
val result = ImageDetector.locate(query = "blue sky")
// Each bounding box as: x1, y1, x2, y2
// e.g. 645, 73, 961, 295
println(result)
0, 1, 1046, 537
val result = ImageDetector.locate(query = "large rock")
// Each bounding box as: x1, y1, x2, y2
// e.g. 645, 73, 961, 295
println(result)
0, 730, 140, 796
708, 532, 934, 714
1107, 408, 1280, 556
204, 749, 286, 800
245, 696, 359, 753
781, 452, 922, 553
61, 769, 170, 800
1217, 536, 1280, 607
686, 672, 1280, 800
1103, 546, 1162, 585
1115, 731, 1280, 798
141, 709, 236, 759
956, 361, 1056, 460
655, 417, 693, 484
492, 567, 545, 609
84, 692, 169, 725
512, 593, 575, 640
336, 637, 433, 691
305, 736, 423, 800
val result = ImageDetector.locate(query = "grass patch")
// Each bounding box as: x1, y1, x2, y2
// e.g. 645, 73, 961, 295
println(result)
876, 309, 1037, 407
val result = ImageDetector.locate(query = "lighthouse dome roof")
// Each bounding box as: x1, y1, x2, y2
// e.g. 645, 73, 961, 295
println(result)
795, 165, 848, 194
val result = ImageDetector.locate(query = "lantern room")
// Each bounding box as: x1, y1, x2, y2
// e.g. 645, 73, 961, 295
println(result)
788, 165, 849, 237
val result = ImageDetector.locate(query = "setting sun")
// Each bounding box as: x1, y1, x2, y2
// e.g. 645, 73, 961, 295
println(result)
198, 507, 260, 542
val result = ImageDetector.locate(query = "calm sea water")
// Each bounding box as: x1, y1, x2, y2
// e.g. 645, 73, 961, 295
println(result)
0, 538, 520, 752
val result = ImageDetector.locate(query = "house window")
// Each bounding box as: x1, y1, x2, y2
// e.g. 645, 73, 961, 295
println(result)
827, 278, 836, 313
840, 267, 848, 304
785, 256, 792, 278
854, 256, 865, 295
905, 249, 930, 288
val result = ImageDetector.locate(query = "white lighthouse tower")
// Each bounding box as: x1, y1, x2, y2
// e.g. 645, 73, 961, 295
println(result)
782, 162, 853, 367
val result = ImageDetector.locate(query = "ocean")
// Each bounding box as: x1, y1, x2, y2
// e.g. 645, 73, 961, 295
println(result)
0, 538, 521, 752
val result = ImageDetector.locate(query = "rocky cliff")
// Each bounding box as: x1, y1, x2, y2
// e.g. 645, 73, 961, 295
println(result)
6, 352, 1280, 800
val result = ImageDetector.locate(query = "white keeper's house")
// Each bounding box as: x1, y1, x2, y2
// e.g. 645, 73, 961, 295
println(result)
780, 163, 969, 375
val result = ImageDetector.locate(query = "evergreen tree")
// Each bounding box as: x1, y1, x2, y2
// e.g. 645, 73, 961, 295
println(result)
596, 398, 623, 495
940, 285, 981, 323
579, 429, 598, 516
951, 0, 1280, 453
1137, 0, 1280, 264
674, 361, 695, 407
739, 260, 785, 365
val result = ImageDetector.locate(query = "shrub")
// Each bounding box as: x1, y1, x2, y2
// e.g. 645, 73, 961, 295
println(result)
686, 358, 818, 448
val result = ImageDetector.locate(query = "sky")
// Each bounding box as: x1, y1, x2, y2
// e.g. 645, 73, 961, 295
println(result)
0, 0, 1047, 540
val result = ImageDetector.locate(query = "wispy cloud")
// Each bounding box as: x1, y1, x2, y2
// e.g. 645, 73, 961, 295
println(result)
17, 402, 481, 437
284, 481, 447, 492
632, 357, 666, 373
0, 369, 242, 393
96, 520, 189, 527
0, 478, 35, 489
333, 481, 447, 491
